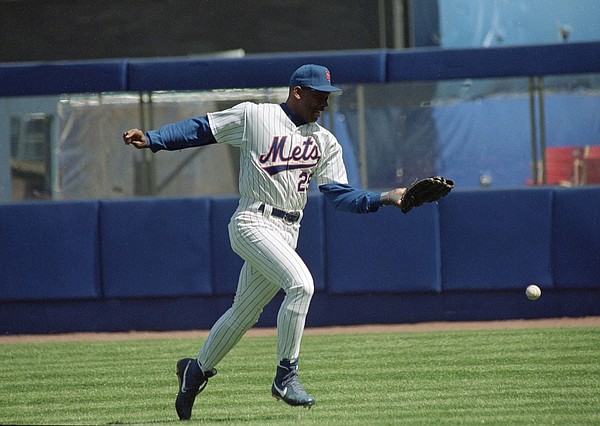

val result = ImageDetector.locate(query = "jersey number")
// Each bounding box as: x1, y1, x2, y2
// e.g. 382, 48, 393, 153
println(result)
298, 172, 313, 192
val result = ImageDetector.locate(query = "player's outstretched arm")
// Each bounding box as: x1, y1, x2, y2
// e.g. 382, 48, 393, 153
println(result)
123, 129, 148, 149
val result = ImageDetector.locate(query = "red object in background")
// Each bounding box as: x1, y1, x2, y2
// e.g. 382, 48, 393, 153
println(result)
582, 145, 600, 185
544, 146, 583, 186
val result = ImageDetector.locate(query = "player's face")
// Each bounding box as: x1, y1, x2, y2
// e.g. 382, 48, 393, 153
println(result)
298, 87, 330, 123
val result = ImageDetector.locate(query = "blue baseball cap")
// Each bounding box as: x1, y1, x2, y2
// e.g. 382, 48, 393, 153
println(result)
289, 64, 341, 93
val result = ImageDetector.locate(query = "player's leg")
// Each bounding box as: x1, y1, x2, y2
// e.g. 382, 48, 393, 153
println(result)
198, 261, 280, 369
227, 213, 314, 363
263, 238, 316, 407
200, 216, 313, 368
180, 210, 315, 416
176, 242, 282, 420
274, 254, 314, 363
224, 213, 315, 407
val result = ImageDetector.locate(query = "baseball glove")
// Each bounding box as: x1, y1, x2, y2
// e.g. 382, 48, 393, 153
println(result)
382, 176, 454, 213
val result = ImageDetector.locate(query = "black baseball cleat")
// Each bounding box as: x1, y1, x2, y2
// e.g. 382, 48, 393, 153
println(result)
175, 358, 216, 420
271, 359, 316, 408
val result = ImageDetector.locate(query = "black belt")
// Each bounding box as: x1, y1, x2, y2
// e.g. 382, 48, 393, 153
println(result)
258, 204, 301, 224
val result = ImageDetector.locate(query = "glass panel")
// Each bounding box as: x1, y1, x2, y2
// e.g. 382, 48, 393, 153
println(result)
1, 73, 599, 202
0, 95, 60, 201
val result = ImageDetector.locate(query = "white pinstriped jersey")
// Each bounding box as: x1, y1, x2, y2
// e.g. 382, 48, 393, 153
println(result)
208, 102, 348, 212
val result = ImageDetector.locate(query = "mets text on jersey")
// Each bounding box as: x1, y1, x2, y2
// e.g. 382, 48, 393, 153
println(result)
259, 136, 320, 176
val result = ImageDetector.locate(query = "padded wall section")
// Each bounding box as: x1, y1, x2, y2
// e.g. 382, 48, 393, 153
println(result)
210, 197, 243, 295
3, 42, 598, 97
128, 50, 386, 92
386, 42, 600, 81
296, 195, 326, 292
440, 189, 554, 291
0, 201, 100, 300
0, 60, 127, 96
552, 187, 600, 288
0, 296, 236, 334
324, 202, 441, 294
100, 198, 212, 297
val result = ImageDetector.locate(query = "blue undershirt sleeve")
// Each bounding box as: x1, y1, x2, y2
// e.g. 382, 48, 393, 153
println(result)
145, 115, 217, 152
318, 183, 383, 214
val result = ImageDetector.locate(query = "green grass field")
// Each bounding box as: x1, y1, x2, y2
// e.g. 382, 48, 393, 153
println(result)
1, 326, 599, 425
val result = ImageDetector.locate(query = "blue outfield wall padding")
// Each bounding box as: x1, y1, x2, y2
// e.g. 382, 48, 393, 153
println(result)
440, 188, 554, 291
296, 194, 326, 292
99, 198, 213, 298
308, 293, 444, 326
0, 296, 235, 334
324, 201, 441, 294
0, 201, 101, 301
2, 289, 600, 334
552, 187, 600, 289
0, 60, 128, 97
127, 50, 387, 92
387, 41, 600, 82
2, 42, 599, 96
3, 188, 600, 334
209, 197, 244, 295
441, 289, 568, 322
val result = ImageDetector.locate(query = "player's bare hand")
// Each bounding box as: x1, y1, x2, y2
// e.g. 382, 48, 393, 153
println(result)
123, 129, 148, 149
381, 188, 406, 208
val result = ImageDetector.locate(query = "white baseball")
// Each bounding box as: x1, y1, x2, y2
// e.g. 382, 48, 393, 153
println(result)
526, 285, 542, 301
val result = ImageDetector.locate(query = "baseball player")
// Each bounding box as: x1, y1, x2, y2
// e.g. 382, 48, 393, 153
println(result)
123, 64, 452, 420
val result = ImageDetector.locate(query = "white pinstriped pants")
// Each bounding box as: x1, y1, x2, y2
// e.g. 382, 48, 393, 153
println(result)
198, 198, 314, 371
